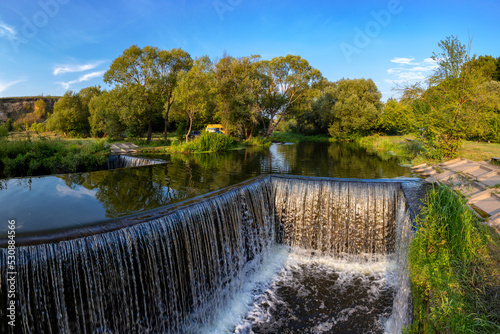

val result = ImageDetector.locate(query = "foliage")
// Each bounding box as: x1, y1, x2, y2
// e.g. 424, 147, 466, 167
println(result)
0, 124, 8, 139
89, 88, 127, 140
407, 36, 498, 159
34, 99, 46, 118
0, 139, 109, 178
327, 78, 382, 140
173, 56, 215, 142
357, 134, 425, 164
104, 45, 192, 142
46, 91, 91, 136
167, 131, 235, 153
269, 131, 330, 143
243, 136, 272, 148
213, 54, 262, 138
255, 55, 323, 137
378, 98, 414, 134
5, 119, 13, 132
408, 185, 500, 333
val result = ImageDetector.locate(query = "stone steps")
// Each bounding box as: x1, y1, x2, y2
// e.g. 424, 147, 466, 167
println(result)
413, 158, 500, 233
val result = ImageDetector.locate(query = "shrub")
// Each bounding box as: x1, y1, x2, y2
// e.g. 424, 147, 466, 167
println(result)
197, 131, 234, 152
0, 139, 109, 178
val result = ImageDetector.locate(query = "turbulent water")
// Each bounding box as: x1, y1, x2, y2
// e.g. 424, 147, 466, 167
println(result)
0, 176, 416, 333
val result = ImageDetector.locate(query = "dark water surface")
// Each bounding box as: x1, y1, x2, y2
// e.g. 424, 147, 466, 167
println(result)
0, 142, 413, 237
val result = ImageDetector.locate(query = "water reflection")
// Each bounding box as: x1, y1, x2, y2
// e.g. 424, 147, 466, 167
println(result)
0, 142, 414, 236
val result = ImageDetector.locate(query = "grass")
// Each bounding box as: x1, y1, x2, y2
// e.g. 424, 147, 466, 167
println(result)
269, 131, 330, 143
358, 134, 500, 166
0, 137, 109, 178
408, 185, 500, 333
357, 134, 426, 165
163, 131, 239, 153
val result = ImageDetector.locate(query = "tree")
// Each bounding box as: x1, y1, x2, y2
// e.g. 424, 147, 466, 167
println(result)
255, 55, 322, 137
327, 78, 382, 139
104, 45, 187, 142
155, 48, 193, 139
173, 56, 215, 142
409, 36, 496, 158
378, 98, 414, 134
89, 88, 128, 139
47, 91, 89, 136
294, 80, 335, 135
214, 54, 261, 138
34, 99, 46, 118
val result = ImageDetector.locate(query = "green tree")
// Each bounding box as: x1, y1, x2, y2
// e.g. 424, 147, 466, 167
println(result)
328, 78, 382, 139
255, 55, 322, 137
294, 80, 335, 135
34, 99, 46, 118
378, 98, 414, 134
47, 91, 89, 136
104, 45, 164, 142
156, 48, 193, 139
214, 54, 261, 138
173, 56, 215, 142
410, 36, 496, 158
89, 88, 128, 139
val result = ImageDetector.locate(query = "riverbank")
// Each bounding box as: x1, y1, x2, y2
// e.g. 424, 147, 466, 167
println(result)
408, 185, 500, 333
357, 134, 500, 166
0, 137, 109, 178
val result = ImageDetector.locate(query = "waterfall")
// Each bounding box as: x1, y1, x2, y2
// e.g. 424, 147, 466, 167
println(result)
0, 175, 420, 333
107, 155, 165, 169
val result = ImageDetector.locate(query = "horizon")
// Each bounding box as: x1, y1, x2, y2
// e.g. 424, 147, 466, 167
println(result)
1, 0, 499, 101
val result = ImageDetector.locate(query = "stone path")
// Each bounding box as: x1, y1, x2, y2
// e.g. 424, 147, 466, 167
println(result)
109, 143, 139, 155
412, 158, 500, 233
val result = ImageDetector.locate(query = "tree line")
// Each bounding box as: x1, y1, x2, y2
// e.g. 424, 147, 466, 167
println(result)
41, 37, 499, 159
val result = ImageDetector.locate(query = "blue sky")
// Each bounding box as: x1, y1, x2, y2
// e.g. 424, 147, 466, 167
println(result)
0, 0, 499, 100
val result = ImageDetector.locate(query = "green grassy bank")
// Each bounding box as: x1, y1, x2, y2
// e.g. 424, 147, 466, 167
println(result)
0, 139, 109, 178
408, 185, 500, 333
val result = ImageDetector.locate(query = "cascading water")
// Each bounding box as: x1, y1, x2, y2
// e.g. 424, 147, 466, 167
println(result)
107, 155, 165, 169
0, 175, 421, 333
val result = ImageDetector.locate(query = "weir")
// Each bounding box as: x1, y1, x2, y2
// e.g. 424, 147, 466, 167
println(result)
107, 155, 166, 169
0, 175, 424, 333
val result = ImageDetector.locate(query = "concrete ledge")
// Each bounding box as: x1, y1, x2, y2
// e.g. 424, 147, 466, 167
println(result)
413, 158, 500, 234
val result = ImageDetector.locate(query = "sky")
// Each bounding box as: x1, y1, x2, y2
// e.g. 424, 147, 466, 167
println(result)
0, 0, 499, 101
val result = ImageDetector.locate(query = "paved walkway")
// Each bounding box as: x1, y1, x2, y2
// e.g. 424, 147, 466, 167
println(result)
412, 158, 500, 233
109, 143, 139, 155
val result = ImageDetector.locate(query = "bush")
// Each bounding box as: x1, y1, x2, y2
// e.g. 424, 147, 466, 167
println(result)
0, 139, 109, 178
0, 125, 8, 139
197, 131, 234, 152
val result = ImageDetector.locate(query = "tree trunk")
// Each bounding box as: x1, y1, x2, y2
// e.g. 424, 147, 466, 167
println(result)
164, 102, 172, 140
185, 116, 193, 143
147, 118, 153, 142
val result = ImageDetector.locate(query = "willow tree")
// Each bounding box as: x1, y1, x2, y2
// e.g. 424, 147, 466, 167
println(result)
255, 55, 323, 138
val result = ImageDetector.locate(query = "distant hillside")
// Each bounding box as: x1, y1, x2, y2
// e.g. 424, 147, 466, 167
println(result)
0, 96, 61, 122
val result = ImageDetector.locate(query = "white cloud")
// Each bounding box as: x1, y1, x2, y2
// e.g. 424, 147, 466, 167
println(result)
56, 184, 97, 198
0, 79, 23, 94
0, 21, 16, 39
385, 56, 439, 88
390, 57, 417, 65
57, 71, 104, 90
53, 61, 105, 76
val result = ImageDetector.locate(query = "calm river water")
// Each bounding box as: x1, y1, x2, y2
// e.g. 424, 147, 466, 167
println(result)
0, 142, 414, 237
